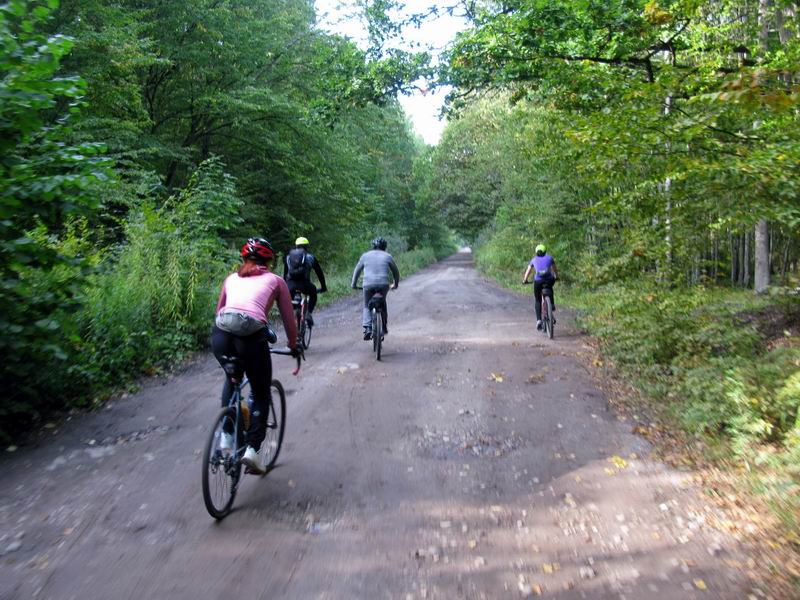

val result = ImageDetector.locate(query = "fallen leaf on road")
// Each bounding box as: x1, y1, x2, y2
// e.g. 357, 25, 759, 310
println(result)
542, 563, 554, 574
468, 539, 477, 549
608, 455, 628, 469
488, 373, 504, 383
694, 579, 707, 590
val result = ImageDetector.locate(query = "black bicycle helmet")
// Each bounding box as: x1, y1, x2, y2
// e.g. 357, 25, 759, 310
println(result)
372, 236, 387, 251
240, 237, 274, 263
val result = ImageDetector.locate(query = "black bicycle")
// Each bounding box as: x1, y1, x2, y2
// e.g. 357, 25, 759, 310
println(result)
201, 334, 302, 520
292, 290, 313, 349
523, 280, 555, 340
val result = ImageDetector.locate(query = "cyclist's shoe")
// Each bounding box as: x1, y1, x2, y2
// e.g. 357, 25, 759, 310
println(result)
363, 327, 372, 341
536, 320, 543, 331
552, 317, 557, 326
242, 446, 264, 474
306, 314, 314, 327
382, 324, 388, 335
219, 432, 233, 452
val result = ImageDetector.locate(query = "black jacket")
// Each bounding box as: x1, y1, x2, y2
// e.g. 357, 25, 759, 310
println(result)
283, 248, 327, 291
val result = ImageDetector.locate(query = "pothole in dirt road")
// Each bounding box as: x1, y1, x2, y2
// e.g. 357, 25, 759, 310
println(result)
408, 342, 468, 356
412, 426, 526, 460
92, 425, 174, 447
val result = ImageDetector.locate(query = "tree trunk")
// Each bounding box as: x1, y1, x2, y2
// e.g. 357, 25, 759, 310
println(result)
755, 219, 770, 293
781, 237, 790, 279
713, 236, 719, 282
743, 232, 751, 288
730, 232, 738, 285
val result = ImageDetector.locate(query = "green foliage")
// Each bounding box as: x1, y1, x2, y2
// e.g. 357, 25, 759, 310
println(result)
81, 158, 240, 386
0, 0, 111, 435
0, 1, 449, 442
566, 284, 800, 522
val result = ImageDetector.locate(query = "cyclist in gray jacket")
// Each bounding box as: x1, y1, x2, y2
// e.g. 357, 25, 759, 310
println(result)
351, 237, 400, 340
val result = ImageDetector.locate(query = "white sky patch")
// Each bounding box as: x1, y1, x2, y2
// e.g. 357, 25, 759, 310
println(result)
314, 0, 469, 145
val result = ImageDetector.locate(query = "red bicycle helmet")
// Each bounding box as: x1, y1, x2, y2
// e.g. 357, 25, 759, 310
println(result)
240, 237, 274, 263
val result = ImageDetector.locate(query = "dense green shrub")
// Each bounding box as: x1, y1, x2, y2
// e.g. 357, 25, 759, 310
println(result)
79, 158, 241, 389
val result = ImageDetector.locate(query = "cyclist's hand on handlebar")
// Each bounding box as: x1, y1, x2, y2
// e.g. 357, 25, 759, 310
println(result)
391, 283, 398, 290
290, 345, 302, 358
318, 287, 326, 294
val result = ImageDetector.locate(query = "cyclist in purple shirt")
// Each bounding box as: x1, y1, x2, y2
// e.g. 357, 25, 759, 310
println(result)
522, 244, 559, 330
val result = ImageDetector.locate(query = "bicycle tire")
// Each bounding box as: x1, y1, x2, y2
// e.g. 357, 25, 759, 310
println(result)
375, 310, 382, 361
258, 379, 287, 472
296, 309, 305, 350
372, 308, 378, 354
302, 318, 312, 349
202, 406, 242, 519
545, 296, 554, 339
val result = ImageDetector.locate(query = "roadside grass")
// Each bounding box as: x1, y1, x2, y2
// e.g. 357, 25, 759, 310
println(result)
479, 262, 800, 571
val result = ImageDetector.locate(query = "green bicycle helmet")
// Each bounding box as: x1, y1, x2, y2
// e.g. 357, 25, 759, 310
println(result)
535, 244, 547, 256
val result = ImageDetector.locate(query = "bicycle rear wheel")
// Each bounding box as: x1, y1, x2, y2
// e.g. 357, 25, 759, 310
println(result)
258, 380, 287, 472
202, 406, 242, 519
371, 308, 378, 353
545, 296, 554, 339
374, 310, 382, 360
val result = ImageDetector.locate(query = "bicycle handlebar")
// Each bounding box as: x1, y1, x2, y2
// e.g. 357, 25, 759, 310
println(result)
271, 347, 304, 376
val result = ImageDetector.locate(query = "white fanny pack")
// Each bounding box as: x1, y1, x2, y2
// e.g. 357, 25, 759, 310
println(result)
215, 309, 266, 336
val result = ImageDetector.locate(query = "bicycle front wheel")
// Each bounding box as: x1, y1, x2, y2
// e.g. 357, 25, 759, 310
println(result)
302, 318, 312, 349
296, 310, 306, 349
202, 406, 242, 519
545, 296, 554, 339
258, 380, 287, 472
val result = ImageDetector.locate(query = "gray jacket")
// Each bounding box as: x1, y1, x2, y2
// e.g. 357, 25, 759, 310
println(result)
351, 250, 400, 288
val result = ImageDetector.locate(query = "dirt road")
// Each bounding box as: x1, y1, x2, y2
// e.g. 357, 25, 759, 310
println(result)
1, 253, 754, 599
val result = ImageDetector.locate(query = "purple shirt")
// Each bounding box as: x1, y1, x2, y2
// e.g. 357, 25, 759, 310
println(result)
530, 255, 554, 281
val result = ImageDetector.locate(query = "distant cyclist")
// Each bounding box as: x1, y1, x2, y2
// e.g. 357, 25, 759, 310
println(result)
283, 236, 327, 327
351, 237, 400, 340
522, 243, 559, 330
212, 238, 298, 473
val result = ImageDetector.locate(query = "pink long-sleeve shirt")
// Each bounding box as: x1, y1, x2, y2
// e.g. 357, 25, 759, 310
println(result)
216, 269, 298, 347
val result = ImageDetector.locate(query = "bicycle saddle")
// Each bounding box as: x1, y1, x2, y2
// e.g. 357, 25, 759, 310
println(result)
220, 355, 244, 380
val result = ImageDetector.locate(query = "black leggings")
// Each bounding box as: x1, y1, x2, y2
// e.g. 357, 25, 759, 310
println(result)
287, 280, 318, 314
533, 279, 556, 321
210, 326, 272, 450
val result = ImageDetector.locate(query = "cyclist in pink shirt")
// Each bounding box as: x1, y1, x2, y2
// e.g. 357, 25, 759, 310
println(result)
211, 238, 298, 473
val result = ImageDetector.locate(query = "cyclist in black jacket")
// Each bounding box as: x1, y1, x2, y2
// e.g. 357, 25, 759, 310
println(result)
283, 236, 327, 326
